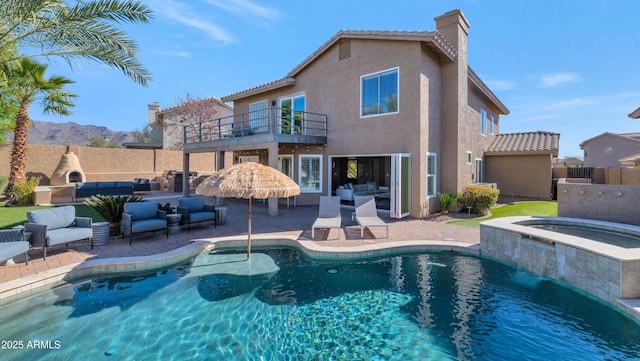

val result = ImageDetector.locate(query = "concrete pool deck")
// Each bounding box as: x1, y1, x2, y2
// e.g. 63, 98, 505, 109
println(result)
0, 196, 480, 302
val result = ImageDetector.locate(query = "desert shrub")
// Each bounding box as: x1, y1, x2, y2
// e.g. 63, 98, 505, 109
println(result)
456, 185, 500, 216
85, 195, 144, 236
13, 176, 41, 206
437, 192, 458, 214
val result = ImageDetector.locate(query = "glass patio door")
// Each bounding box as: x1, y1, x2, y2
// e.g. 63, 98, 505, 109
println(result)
390, 153, 411, 218
279, 95, 305, 135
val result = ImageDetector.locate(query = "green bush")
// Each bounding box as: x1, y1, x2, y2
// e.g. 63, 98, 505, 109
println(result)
456, 185, 500, 216
84, 195, 144, 236
437, 192, 458, 214
13, 176, 41, 206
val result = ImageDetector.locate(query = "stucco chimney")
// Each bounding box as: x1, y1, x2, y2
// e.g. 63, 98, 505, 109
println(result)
148, 102, 160, 124
435, 9, 471, 194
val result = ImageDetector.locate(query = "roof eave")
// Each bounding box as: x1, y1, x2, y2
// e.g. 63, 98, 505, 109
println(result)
485, 149, 558, 157
221, 78, 296, 102
629, 107, 640, 119
468, 66, 509, 115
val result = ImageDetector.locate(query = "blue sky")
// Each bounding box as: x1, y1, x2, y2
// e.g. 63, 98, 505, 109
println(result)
32, 0, 640, 158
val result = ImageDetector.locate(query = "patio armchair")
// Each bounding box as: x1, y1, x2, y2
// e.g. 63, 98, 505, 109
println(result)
0, 229, 30, 265
177, 196, 216, 233
121, 201, 168, 244
312, 196, 342, 239
354, 195, 388, 238
133, 178, 151, 194
25, 206, 93, 260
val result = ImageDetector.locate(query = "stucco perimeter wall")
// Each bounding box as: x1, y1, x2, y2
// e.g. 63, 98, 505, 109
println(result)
485, 154, 553, 200
0, 143, 217, 184
557, 182, 640, 226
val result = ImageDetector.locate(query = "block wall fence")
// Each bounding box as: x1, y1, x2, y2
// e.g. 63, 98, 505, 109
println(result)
0, 143, 217, 186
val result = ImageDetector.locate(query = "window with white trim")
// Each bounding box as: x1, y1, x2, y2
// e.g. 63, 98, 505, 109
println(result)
475, 158, 483, 183
489, 114, 495, 135
249, 100, 268, 132
279, 95, 305, 135
361, 67, 399, 117
605, 147, 613, 155
480, 108, 487, 136
278, 155, 293, 178
299, 154, 322, 192
466, 151, 472, 165
426, 153, 437, 197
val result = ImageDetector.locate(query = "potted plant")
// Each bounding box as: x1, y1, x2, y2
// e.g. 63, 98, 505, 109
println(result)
85, 195, 144, 236
158, 202, 175, 214
437, 192, 458, 215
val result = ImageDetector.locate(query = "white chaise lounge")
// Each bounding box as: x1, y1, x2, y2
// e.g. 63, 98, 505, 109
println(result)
312, 196, 342, 240
354, 195, 388, 238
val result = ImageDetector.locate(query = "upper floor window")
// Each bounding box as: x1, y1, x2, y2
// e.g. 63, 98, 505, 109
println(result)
489, 114, 495, 135
361, 67, 399, 117
480, 108, 487, 136
605, 147, 613, 155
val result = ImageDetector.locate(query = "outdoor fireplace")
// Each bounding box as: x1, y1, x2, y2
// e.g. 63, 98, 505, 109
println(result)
50, 151, 87, 185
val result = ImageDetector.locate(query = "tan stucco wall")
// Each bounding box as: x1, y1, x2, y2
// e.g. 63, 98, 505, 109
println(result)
0, 143, 216, 185
485, 154, 553, 200
557, 182, 640, 225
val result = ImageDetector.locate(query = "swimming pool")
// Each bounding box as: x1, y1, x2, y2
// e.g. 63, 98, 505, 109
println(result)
1, 249, 639, 360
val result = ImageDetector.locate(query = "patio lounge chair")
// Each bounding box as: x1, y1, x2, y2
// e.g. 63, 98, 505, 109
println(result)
177, 196, 216, 233
0, 229, 29, 264
311, 196, 342, 239
354, 195, 388, 238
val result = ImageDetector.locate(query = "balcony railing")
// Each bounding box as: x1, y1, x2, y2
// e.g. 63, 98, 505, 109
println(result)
183, 107, 327, 144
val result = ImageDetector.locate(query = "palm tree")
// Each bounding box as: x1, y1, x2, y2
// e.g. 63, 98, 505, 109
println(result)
3, 59, 77, 203
0, 0, 153, 86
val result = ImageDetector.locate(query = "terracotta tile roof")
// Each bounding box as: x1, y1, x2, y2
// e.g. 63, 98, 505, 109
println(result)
486, 131, 559, 155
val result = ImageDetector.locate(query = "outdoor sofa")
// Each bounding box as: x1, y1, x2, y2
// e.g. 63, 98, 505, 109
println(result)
336, 182, 388, 202
0, 229, 30, 264
177, 196, 216, 233
133, 178, 151, 194
25, 205, 93, 259
74, 181, 134, 201
121, 201, 168, 244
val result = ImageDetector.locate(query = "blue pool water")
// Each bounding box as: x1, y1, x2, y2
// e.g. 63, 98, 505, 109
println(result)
1, 249, 640, 360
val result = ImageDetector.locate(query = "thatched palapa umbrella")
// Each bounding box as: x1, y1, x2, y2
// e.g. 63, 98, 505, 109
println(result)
195, 162, 301, 259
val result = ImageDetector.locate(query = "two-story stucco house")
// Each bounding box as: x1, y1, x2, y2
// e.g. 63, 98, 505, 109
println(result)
580, 132, 640, 168
182, 9, 557, 217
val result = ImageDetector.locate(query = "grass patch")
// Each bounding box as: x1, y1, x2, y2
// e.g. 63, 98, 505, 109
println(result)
0, 204, 106, 229
449, 201, 558, 228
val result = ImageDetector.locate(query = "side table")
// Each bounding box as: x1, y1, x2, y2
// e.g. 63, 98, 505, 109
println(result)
92, 222, 109, 246
166, 214, 182, 235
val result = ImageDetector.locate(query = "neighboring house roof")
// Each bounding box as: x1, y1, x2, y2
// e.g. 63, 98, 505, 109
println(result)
629, 107, 640, 119
485, 131, 559, 156
579, 132, 640, 148
157, 96, 233, 115
618, 153, 640, 167
221, 29, 508, 115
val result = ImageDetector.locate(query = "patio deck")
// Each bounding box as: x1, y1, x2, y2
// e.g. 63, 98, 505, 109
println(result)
0, 194, 480, 300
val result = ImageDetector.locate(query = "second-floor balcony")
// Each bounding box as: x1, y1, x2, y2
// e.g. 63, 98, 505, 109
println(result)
183, 107, 327, 150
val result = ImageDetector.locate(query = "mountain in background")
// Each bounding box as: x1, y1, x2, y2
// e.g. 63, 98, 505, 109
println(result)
8, 120, 136, 145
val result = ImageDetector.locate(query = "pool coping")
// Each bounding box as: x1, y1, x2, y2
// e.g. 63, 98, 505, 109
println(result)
0, 237, 478, 303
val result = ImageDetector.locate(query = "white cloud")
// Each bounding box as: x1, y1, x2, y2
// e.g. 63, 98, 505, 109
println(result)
538, 72, 581, 88
149, 0, 237, 44
205, 0, 282, 29
154, 50, 192, 58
